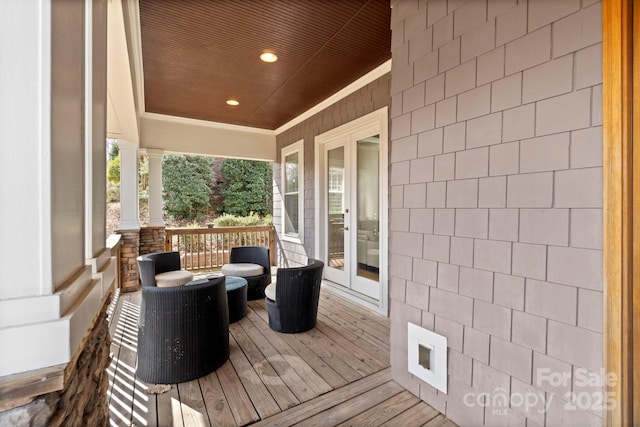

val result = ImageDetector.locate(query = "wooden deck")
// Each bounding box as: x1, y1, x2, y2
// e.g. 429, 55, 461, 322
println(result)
106, 286, 454, 427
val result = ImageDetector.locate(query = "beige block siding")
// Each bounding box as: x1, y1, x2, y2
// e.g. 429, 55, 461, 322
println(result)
390, 1, 603, 425
273, 74, 390, 267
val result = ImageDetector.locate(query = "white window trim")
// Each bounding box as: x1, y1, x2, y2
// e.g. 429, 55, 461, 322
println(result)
281, 140, 304, 244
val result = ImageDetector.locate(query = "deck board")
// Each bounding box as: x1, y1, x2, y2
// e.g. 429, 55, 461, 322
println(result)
109, 293, 150, 427
295, 381, 406, 426
230, 323, 300, 413
199, 372, 235, 426
236, 315, 315, 403
107, 286, 455, 427
217, 336, 264, 425
177, 380, 209, 426
318, 291, 390, 332
423, 413, 459, 427
252, 369, 392, 427
159, 385, 184, 427
380, 402, 440, 426
246, 305, 348, 390
336, 390, 421, 427
314, 317, 389, 367
243, 307, 333, 396
127, 292, 160, 427
298, 327, 368, 381
317, 301, 390, 349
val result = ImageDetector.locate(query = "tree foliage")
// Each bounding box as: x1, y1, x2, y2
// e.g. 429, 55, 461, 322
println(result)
106, 141, 120, 185
107, 157, 120, 185
217, 159, 272, 216
108, 141, 119, 160
139, 154, 149, 191
162, 154, 214, 220
213, 212, 272, 227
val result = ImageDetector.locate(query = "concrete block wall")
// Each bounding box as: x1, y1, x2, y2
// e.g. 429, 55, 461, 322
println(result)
274, 74, 390, 267
389, 1, 603, 425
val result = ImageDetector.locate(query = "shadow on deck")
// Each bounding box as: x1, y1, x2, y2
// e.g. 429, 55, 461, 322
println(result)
106, 285, 455, 426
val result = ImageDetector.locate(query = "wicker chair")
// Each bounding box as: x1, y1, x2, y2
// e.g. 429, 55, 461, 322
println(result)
223, 246, 272, 300
136, 275, 229, 384
137, 251, 193, 288
265, 258, 324, 333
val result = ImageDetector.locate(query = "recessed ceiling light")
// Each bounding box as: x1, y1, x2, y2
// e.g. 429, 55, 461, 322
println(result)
260, 52, 278, 63
226, 99, 239, 106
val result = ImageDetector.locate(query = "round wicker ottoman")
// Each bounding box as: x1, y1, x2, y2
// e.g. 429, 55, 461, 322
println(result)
225, 276, 248, 323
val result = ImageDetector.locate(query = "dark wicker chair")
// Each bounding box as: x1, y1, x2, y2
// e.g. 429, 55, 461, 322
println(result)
265, 258, 324, 333
227, 246, 272, 300
136, 275, 229, 384
137, 251, 192, 288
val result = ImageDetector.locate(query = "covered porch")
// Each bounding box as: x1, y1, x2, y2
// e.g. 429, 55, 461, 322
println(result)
2, 0, 632, 426
107, 284, 454, 426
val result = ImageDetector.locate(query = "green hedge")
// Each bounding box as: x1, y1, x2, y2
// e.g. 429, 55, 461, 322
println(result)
212, 213, 273, 227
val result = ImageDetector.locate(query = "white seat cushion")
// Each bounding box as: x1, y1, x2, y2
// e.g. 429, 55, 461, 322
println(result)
221, 263, 264, 277
264, 283, 276, 301
155, 270, 194, 288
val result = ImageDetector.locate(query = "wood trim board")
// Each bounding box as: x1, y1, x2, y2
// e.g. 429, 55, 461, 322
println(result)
602, 0, 637, 424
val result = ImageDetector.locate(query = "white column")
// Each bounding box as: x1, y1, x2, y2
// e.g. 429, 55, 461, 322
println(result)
0, 0, 52, 299
84, 0, 94, 258
117, 139, 140, 231
146, 148, 165, 226
0, 0, 112, 379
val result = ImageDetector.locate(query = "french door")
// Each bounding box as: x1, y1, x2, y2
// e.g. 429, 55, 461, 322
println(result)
316, 108, 388, 312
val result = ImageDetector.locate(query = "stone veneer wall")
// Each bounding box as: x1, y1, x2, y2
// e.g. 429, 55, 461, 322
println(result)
0, 296, 112, 426
139, 226, 166, 255
274, 73, 390, 267
389, 1, 603, 425
118, 230, 140, 292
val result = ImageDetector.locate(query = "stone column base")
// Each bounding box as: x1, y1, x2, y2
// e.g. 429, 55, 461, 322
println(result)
0, 295, 112, 426
117, 230, 140, 292
139, 226, 166, 255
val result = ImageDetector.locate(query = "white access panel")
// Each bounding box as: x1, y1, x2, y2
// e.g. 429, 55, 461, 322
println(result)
407, 322, 448, 394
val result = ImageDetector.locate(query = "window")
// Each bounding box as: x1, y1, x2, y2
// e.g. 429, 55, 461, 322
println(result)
281, 141, 304, 242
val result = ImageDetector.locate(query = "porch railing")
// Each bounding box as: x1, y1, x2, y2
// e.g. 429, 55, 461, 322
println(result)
164, 225, 276, 271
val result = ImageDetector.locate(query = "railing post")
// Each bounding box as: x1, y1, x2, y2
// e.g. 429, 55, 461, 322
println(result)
269, 225, 276, 266
164, 231, 172, 251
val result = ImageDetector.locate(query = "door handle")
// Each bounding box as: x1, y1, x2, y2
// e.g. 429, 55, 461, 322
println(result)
340, 226, 349, 231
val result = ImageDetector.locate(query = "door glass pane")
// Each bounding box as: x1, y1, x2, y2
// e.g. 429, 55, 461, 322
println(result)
356, 136, 379, 281
327, 146, 345, 271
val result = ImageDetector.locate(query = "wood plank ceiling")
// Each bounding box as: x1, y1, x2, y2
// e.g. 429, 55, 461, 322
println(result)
139, 0, 392, 130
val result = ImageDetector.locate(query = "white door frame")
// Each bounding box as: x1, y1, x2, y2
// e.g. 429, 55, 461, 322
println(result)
314, 107, 389, 316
